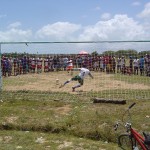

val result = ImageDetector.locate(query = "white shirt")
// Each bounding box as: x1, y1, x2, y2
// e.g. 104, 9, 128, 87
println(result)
79, 68, 90, 79
133, 59, 139, 67
67, 60, 73, 67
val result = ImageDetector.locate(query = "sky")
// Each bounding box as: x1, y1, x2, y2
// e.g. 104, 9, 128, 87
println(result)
0, 0, 150, 54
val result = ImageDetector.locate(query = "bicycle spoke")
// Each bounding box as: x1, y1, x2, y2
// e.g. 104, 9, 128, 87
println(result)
118, 134, 132, 150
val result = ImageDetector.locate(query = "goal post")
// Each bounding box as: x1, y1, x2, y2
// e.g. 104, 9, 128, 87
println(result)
0, 43, 2, 91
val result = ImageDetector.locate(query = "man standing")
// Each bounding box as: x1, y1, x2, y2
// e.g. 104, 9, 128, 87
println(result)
37, 57, 43, 73
66, 58, 73, 75
139, 56, 144, 76
133, 57, 139, 75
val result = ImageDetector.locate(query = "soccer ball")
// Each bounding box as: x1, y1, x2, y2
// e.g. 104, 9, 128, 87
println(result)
56, 79, 59, 85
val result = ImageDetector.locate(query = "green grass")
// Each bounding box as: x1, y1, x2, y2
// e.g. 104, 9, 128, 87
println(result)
0, 72, 150, 149
0, 91, 150, 149
3, 76, 39, 86
0, 130, 118, 150
112, 73, 150, 86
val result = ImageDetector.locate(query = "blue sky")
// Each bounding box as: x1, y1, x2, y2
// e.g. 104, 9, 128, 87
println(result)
1, 0, 150, 54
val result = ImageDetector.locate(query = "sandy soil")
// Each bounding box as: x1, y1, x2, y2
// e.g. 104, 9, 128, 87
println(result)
3, 71, 150, 93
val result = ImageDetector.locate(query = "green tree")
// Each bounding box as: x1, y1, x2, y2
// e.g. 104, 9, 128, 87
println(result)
91, 51, 98, 56
138, 50, 150, 57
102, 50, 115, 56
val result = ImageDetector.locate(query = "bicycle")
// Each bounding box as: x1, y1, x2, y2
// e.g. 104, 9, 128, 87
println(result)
114, 102, 150, 150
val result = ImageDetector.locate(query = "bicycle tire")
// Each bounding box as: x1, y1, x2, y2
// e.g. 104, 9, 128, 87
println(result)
118, 134, 133, 150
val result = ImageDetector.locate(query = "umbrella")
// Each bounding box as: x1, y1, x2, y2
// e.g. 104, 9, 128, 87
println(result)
79, 50, 89, 55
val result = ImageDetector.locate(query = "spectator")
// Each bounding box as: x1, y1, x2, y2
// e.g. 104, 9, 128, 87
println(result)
99, 56, 104, 72
112, 56, 116, 73
62, 55, 68, 71
66, 58, 73, 75
133, 57, 139, 75
37, 57, 43, 73
129, 56, 133, 74
139, 56, 145, 76
31, 57, 36, 73
117, 56, 121, 73
22, 56, 27, 74
48, 56, 54, 72
120, 56, 126, 73
146, 55, 150, 77
44, 57, 49, 72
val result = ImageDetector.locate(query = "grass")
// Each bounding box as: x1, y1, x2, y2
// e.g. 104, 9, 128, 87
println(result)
0, 91, 150, 149
0, 72, 150, 149
112, 73, 150, 86
0, 130, 118, 150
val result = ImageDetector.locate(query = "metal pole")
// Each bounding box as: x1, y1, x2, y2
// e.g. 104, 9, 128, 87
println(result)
0, 43, 2, 91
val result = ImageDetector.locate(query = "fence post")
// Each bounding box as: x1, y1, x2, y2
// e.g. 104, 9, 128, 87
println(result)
0, 43, 2, 91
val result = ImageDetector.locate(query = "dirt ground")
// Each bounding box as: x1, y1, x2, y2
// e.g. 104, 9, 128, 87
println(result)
3, 71, 150, 93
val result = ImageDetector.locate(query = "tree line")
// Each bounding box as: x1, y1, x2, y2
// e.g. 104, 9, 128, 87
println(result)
2, 49, 150, 58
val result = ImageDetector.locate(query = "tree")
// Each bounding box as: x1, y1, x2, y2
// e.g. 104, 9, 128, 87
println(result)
102, 50, 115, 56
115, 49, 138, 58
138, 50, 150, 57
91, 51, 98, 56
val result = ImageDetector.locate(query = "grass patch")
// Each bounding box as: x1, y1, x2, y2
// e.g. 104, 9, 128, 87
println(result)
0, 91, 150, 149
0, 130, 118, 150
112, 74, 150, 86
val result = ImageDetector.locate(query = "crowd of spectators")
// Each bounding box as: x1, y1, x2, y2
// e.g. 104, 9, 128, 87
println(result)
1, 54, 150, 77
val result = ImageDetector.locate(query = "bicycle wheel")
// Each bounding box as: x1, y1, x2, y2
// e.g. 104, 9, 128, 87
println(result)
133, 140, 145, 150
118, 134, 133, 150
118, 134, 146, 150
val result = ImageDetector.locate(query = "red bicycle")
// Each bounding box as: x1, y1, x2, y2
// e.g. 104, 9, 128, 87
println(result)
114, 103, 150, 150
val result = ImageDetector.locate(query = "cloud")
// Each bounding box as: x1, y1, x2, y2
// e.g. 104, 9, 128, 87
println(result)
95, 6, 101, 10
0, 21, 32, 41
0, 15, 149, 45
0, 14, 7, 18
132, 1, 141, 6
1, 14, 150, 53
81, 15, 87, 19
138, 2, 150, 19
1, 14, 148, 43
1, 13, 149, 43
36, 22, 81, 40
101, 13, 111, 20
8, 22, 22, 29
78, 14, 145, 41
35, 14, 146, 43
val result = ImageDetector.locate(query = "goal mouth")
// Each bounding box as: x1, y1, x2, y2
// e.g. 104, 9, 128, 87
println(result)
0, 41, 150, 101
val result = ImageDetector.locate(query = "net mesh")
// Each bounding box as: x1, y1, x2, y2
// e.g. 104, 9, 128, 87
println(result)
0, 41, 150, 102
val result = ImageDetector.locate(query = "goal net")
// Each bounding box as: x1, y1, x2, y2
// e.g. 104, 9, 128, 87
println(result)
0, 41, 150, 102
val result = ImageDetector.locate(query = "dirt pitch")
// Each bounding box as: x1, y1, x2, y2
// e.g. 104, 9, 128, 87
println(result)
3, 71, 150, 93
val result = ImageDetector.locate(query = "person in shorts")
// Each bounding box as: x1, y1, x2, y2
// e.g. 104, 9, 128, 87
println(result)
59, 67, 93, 92
66, 59, 73, 75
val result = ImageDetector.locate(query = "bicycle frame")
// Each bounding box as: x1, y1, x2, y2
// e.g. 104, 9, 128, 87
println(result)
131, 128, 148, 150
115, 103, 150, 150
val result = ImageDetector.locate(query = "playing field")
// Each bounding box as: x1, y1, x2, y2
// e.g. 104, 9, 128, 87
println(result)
3, 71, 150, 92
1, 71, 150, 149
